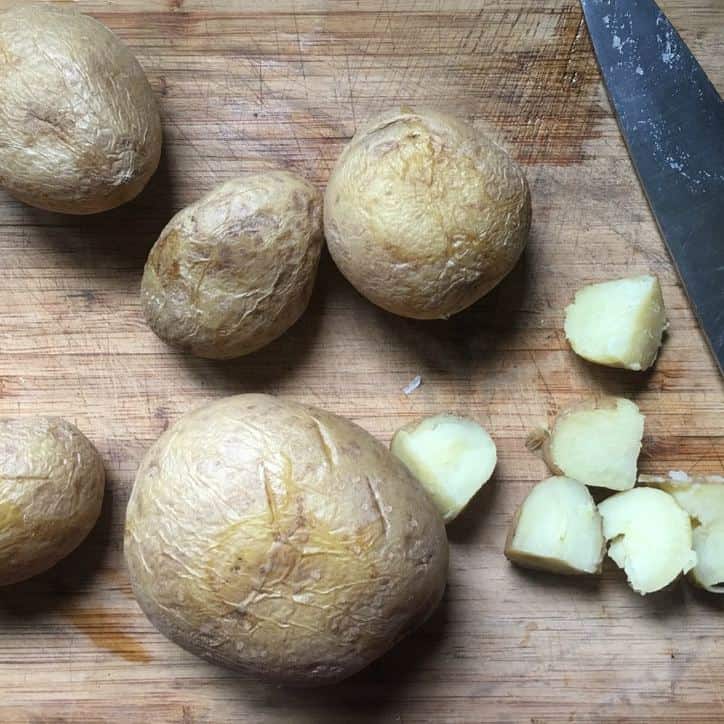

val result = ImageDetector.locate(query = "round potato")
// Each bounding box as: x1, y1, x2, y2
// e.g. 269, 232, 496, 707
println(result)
0, 417, 105, 586
124, 394, 448, 685
324, 108, 531, 319
0, 4, 162, 214
141, 171, 323, 359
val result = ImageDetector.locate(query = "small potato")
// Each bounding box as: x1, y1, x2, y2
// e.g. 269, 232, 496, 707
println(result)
598, 487, 696, 595
324, 108, 531, 319
504, 476, 605, 575
0, 417, 105, 585
141, 171, 323, 359
539, 397, 644, 491
640, 473, 724, 593
124, 394, 448, 685
564, 274, 668, 371
390, 414, 496, 523
0, 4, 162, 214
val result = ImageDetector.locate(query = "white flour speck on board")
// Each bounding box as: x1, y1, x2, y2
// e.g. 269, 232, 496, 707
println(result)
612, 34, 622, 50
636, 65, 644, 75
402, 375, 422, 395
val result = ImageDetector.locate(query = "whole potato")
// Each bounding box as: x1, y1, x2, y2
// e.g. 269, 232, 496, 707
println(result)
141, 171, 323, 359
324, 108, 531, 319
124, 394, 448, 685
0, 4, 162, 214
0, 417, 105, 586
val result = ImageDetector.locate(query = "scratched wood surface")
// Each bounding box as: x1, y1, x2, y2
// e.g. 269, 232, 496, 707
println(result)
0, 1, 722, 722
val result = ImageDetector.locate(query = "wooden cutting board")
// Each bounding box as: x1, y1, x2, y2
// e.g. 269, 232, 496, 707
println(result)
0, 1, 722, 721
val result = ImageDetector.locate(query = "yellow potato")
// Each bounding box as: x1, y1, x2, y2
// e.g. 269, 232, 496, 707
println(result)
0, 4, 162, 214
324, 108, 531, 319
0, 417, 105, 585
124, 394, 448, 685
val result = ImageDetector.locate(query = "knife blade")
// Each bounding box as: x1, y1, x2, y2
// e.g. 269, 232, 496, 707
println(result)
580, 0, 724, 373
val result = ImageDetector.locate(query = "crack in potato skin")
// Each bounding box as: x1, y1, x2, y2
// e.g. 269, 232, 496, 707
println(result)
0, 4, 162, 214
141, 172, 323, 360
324, 108, 531, 319
0, 417, 105, 585
124, 394, 448, 685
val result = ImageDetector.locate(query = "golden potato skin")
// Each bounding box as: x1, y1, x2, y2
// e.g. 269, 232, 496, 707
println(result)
324, 108, 531, 319
0, 4, 162, 214
141, 172, 323, 360
124, 394, 448, 685
0, 417, 105, 586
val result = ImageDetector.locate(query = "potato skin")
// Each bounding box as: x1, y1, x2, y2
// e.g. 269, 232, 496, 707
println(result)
0, 4, 162, 214
141, 172, 323, 359
324, 108, 531, 319
0, 417, 105, 585
124, 394, 448, 685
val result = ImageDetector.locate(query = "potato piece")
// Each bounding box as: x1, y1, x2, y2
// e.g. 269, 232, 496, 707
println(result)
543, 397, 644, 491
141, 171, 323, 359
390, 414, 496, 523
324, 108, 531, 319
640, 473, 724, 592
504, 477, 605, 575
0, 417, 105, 585
124, 394, 448, 686
0, 5, 161, 214
598, 487, 697, 595
564, 275, 667, 371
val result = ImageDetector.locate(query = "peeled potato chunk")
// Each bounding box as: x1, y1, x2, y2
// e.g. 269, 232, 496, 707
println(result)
543, 397, 644, 491
640, 473, 724, 593
505, 476, 605, 575
564, 274, 667, 371
390, 414, 496, 523
598, 487, 697, 595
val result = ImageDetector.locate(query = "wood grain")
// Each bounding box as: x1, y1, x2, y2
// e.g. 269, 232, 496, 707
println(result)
0, 1, 722, 722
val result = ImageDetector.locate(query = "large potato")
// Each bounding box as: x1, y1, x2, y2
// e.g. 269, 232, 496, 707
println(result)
141, 172, 323, 359
0, 417, 105, 586
324, 108, 531, 319
0, 4, 162, 214
124, 394, 448, 685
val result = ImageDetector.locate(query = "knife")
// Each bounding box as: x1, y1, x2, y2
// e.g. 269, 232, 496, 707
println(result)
580, 0, 724, 373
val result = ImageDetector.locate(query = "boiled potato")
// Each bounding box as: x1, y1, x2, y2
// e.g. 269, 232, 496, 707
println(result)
141, 171, 323, 359
640, 473, 724, 593
124, 394, 448, 685
538, 397, 644, 491
324, 108, 531, 319
598, 487, 696, 595
504, 477, 605, 575
0, 417, 105, 585
390, 414, 496, 523
564, 275, 667, 371
0, 4, 162, 214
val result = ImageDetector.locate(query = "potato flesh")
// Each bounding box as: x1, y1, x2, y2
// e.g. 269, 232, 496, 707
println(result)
548, 398, 643, 491
564, 275, 667, 371
692, 524, 724, 592
598, 487, 697, 595
505, 477, 605, 575
390, 415, 496, 523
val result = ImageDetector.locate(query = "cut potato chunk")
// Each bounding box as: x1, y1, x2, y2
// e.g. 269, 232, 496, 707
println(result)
543, 397, 644, 491
505, 476, 605, 575
640, 473, 724, 593
564, 274, 667, 371
390, 414, 496, 523
598, 487, 697, 595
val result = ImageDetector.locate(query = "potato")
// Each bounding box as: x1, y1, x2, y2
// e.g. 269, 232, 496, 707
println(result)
504, 477, 605, 575
564, 274, 667, 371
598, 487, 697, 595
141, 172, 323, 359
324, 108, 531, 319
640, 473, 724, 593
124, 394, 448, 685
538, 397, 644, 491
0, 4, 162, 214
390, 414, 496, 523
0, 417, 105, 586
